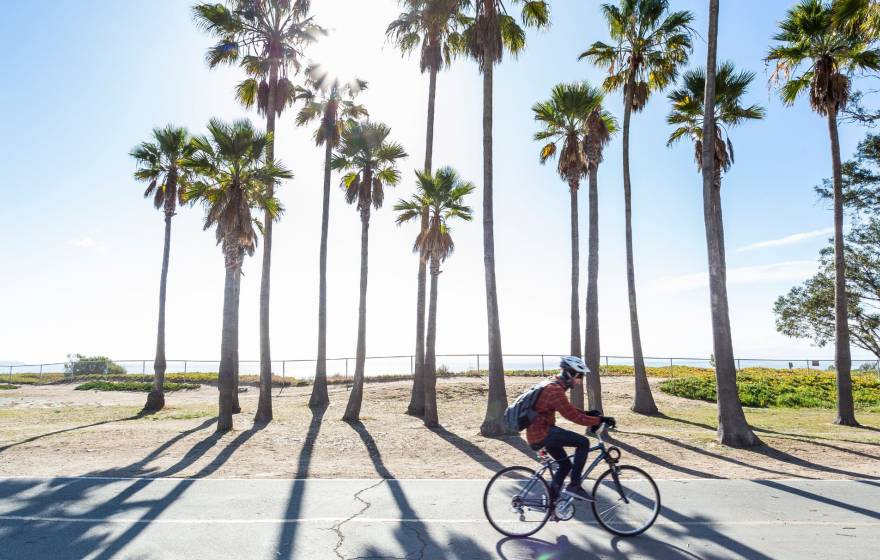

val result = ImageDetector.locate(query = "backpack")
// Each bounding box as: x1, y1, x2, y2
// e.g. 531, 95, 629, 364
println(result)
504, 380, 553, 432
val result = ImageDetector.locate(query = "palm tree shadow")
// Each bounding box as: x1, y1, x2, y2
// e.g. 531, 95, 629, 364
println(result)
0, 417, 258, 560
426, 426, 507, 472
275, 405, 326, 559
654, 412, 717, 432
752, 428, 880, 462
610, 438, 723, 479
347, 420, 445, 559
0, 409, 156, 454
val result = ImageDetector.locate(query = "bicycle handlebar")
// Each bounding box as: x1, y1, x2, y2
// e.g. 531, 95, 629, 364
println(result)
588, 421, 615, 443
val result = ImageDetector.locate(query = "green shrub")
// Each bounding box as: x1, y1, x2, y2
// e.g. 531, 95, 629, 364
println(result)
659, 371, 880, 409
0, 384, 19, 390
75, 381, 199, 392
64, 354, 126, 377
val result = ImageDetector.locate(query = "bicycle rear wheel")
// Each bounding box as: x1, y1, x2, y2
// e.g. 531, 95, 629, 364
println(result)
591, 465, 661, 536
483, 466, 552, 537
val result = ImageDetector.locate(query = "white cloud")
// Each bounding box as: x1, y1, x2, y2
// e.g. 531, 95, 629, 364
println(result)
69, 237, 97, 249
653, 260, 817, 293
736, 227, 834, 252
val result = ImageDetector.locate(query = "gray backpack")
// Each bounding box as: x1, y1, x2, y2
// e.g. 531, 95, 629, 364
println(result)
504, 380, 553, 432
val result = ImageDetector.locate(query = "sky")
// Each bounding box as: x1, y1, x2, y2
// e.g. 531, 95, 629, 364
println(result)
0, 0, 877, 368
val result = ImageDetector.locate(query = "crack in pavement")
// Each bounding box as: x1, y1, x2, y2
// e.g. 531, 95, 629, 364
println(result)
330, 479, 387, 560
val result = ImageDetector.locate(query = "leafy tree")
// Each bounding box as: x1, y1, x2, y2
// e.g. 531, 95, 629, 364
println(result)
775, 218, 880, 360
667, 57, 765, 446
463, 0, 550, 436
193, 0, 323, 422
184, 119, 290, 432
332, 121, 408, 422
532, 81, 616, 411
64, 354, 126, 377
387, 0, 469, 418
130, 125, 193, 411
766, 0, 880, 426
581, 0, 694, 415
295, 65, 368, 409
816, 133, 880, 212
395, 167, 474, 427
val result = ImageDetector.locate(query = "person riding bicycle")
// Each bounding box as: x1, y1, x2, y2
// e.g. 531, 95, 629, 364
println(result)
526, 356, 616, 501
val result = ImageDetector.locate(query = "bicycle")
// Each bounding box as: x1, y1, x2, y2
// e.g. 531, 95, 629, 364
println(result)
483, 422, 661, 538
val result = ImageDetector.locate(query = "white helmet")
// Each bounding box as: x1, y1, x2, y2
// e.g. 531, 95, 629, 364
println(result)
559, 356, 589, 378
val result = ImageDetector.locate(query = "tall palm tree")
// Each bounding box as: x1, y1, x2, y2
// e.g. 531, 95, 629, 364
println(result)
580, 0, 693, 415
194, 0, 322, 422
464, 0, 550, 436
184, 118, 290, 432
387, 0, 469, 418
532, 82, 616, 411
131, 126, 193, 413
395, 168, 475, 427
666, 60, 765, 446
295, 65, 368, 409
766, 0, 880, 426
833, 0, 880, 36
332, 121, 408, 422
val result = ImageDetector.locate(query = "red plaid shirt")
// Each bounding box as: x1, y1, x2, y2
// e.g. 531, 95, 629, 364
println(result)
526, 381, 600, 446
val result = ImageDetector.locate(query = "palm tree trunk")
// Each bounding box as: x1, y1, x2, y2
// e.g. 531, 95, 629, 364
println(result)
232, 254, 241, 414
569, 180, 584, 409
145, 211, 173, 412
424, 256, 440, 427
585, 166, 603, 413
407, 66, 439, 417
310, 125, 334, 409
218, 244, 241, 432
622, 69, 657, 415
256, 63, 280, 423
408, 217, 428, 417
828, 105, 857, 426
343, 207, 371, 422
702, 0, 759, 447
479, 64, 509, 436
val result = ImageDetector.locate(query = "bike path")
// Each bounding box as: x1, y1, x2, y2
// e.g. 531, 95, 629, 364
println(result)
0, 477, 877, 559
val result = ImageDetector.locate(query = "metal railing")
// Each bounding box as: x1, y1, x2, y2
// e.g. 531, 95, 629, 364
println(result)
5, 354, 880, 382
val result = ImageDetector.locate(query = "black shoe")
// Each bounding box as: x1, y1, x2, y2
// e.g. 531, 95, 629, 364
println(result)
562, 483, 592, 501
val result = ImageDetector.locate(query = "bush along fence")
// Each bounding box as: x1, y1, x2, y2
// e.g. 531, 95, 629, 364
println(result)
5, 354, 880, 383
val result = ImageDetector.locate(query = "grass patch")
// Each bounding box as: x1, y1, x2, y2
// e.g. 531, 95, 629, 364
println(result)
75, 381, 200, 392
659, 371, 880, 409
0, 384, 20, 390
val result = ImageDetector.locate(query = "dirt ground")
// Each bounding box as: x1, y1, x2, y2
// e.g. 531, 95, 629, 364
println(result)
1, 377, 879, 480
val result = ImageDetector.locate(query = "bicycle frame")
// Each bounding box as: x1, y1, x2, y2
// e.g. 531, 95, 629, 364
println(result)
516, 427, 629, 511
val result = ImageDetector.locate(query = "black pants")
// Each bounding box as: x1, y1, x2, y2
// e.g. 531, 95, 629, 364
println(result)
540, 426, 590, 493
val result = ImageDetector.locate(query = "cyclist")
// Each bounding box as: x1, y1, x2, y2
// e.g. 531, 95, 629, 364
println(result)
526, 356, 616, 501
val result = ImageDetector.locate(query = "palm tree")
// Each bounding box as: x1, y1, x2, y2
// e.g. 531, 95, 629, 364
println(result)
766, 0, 880, 426
464, 0, 550, 436
332, 121, 408, 422
833, 0, 880, 35
395, 167, 475, 427
295, 65, 368, 409
532, 82, 616, 411
580, 0, 693, 415
194, 0, 322, 422
131, 126, 193, 413
184, 118, 290, 432
666, 60, 765, 446
387, 0, 468, 418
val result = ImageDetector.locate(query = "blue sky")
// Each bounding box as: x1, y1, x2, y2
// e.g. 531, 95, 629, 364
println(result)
0, 0, 875, 366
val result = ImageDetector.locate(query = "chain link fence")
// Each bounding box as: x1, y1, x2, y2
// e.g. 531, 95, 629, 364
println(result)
4, 354, 880, 382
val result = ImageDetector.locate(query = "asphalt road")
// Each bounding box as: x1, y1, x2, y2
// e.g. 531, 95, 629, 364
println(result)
0, 477, 878, 559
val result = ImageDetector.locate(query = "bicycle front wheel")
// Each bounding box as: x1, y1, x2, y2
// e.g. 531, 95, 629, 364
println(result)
591, 465, 661, 536
483, 466, 552, 537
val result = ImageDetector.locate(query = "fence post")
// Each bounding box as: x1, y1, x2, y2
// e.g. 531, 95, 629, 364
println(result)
345, 358, 349, 380
9, 366, 12, 382
541, 355, 545, 373
669, 358, 674, 377
410, 355, 414, 376
605, 356, 609, 368
476, 354, 480, 374
282, 361, 286, 383
736, 359, 741, 371
184, 360, 187, 374
142, 360, 146, 374
39, 364, 43, 377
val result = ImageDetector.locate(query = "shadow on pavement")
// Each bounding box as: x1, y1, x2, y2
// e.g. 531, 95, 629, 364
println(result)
275, 404, 326, 559
0, 417, 260, 560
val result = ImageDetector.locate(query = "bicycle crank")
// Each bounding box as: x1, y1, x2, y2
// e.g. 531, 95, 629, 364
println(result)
553, 498, 575, 521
